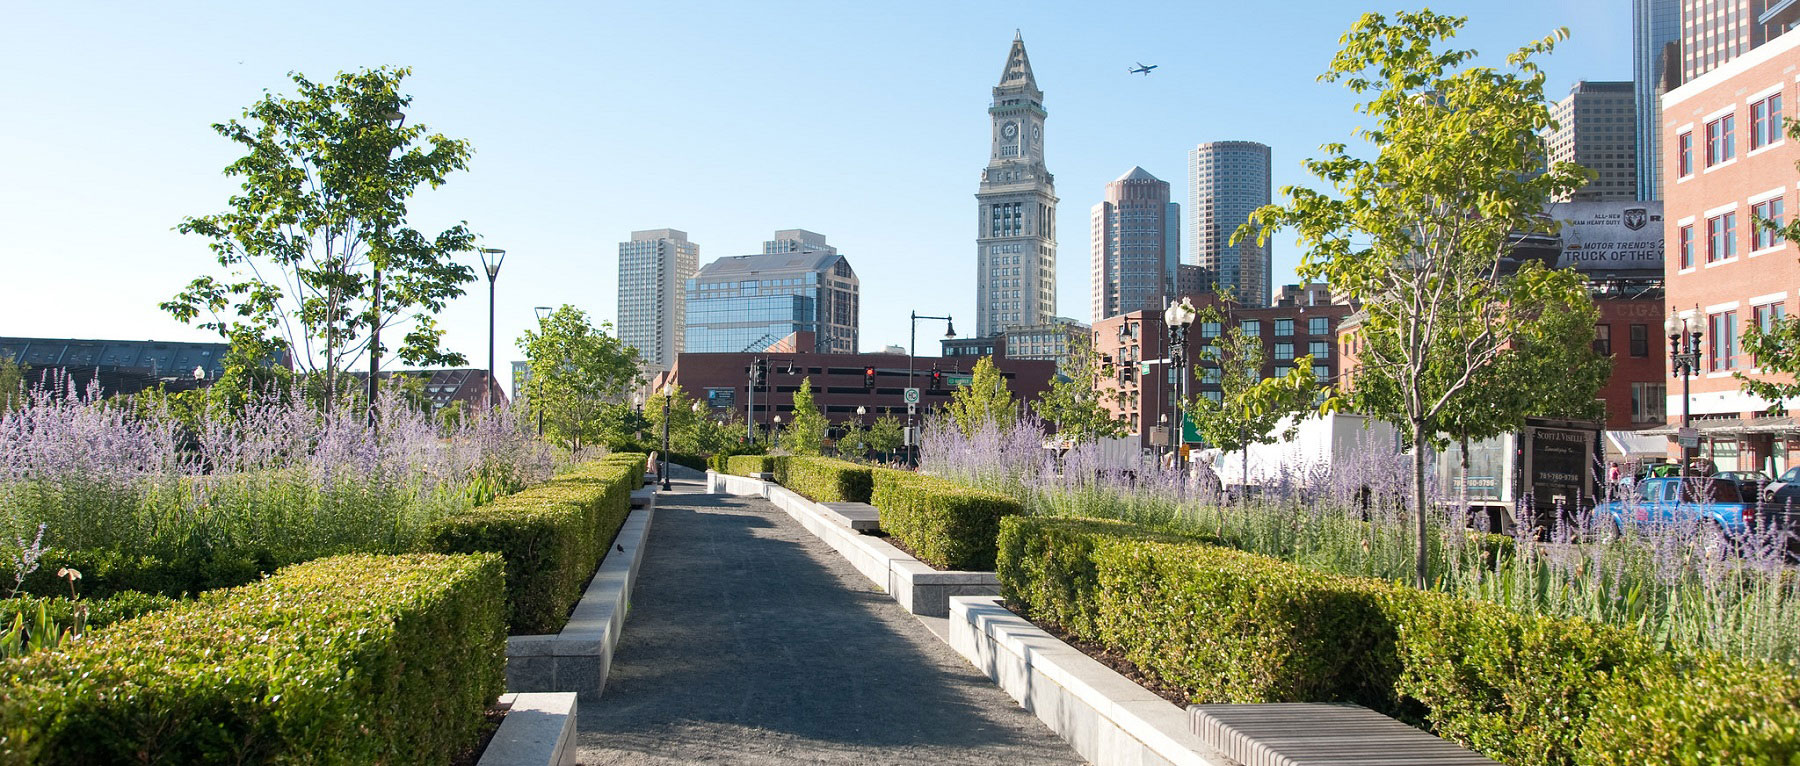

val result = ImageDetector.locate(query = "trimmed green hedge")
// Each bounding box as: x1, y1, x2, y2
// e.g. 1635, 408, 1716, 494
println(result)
427, 456, 641, 634
996, 515, 1800, 766
776, 456, 873, 503
871, 470, 1021, 571
0, 552, 506, 764
725, 455, 777, 476
0, 592, 177, 635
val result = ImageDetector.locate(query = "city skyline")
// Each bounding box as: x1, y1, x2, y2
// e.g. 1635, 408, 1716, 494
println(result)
0, 2, 1636, 396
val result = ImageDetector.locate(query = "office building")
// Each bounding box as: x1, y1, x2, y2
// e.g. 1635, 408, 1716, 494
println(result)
1678, 0, 1798, 84
976, 33, 1059, 337
617, 229, 698, 366
1549, 81, 1640, 202
1091, 167, 1180, 321
1658, 28, 1798, 472
1636, 0, 1682, 200
0, 336, 286, 398
1188, 141, 1273, 307
685, 238, 860, 355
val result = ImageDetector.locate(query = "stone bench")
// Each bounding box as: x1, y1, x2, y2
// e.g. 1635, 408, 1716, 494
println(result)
1189, 703, 1499, 766
630, 487, 655, 509
818, 502, 881, 532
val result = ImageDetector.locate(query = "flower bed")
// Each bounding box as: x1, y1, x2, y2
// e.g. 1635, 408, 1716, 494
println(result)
997, 515, 1800, 765
0, 552, 506, 764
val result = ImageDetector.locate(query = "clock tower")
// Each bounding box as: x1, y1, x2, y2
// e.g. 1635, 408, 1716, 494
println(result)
975, 32, 1057, 338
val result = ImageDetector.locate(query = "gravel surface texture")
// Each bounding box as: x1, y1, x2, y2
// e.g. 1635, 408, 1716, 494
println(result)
577, 481, 1086, 765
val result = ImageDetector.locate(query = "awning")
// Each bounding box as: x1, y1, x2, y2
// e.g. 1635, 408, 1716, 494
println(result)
1606, 430, 1669, 456
1638, 417, 1799, 437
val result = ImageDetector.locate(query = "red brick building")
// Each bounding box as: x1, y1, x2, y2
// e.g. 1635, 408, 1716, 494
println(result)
1658, 28, 1800, 473
655, 332, 1055, 436
1092, 286, 1350, 449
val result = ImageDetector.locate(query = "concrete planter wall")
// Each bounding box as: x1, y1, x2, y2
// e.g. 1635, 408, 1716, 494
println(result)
950, 595, 1230, 766
505, 504, 654, 702
706, 470, 1000, 617
479, 692, 579, 766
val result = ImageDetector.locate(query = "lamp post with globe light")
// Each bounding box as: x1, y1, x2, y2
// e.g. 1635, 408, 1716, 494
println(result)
1667, 310, 1704, 476
1163, 298, 1199, 471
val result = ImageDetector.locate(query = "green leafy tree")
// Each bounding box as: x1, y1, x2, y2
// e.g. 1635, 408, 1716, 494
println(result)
517, 306, 640, 451
164, 66, 478, 404
1242, 10, 1588, 587
687, 406, 745, 456
1738, 119, 1800, 412
946, 356, 1017, 436
868, 414, 905, 458
1032, 333, 1128, 443
782, 378, 829, 455
837, 419, 871, 459
1185, 303, 1322, 491
0, 359, 26, 413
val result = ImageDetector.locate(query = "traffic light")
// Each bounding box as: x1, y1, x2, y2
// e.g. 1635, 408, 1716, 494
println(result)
863, 366, 876, 390
930, 367, 944, 391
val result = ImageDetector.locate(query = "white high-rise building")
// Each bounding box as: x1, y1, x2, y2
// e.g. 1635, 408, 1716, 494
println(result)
975, 32, 1058, 338
1549, 81, 1639, 202
1091, 166, 1179, 321
1188, 141, 1271, 307
616, 228, 698, 366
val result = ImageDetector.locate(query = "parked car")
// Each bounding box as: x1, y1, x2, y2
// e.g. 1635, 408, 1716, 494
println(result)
1760, 466, 1800, 502
1597, 476, 1757, 536
1715, 470, 1772, 501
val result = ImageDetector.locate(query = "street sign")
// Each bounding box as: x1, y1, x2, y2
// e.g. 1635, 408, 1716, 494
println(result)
907, 402, 917, 415
943, 373, 973, 388
1678, 427, 1698, 439
1679, 436, 1699, 448
903, 387, 921, 404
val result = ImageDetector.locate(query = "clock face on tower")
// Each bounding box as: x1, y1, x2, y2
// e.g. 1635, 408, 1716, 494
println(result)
1002, 122, 1017, 140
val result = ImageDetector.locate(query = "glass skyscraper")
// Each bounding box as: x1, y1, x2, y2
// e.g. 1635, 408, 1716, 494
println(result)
1634, 0, 1680, 200
1188, 141, 1272, 307
684, 237, 859, 355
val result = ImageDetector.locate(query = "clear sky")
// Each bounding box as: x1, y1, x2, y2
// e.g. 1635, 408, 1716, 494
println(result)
0, 1, 1631, 396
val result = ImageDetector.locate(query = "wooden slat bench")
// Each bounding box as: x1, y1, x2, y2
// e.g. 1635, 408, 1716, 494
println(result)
1189, 703, 1498, 766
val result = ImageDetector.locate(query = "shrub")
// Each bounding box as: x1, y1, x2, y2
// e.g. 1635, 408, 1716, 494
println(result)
995, 515, 1800, 766
871, 470, 1021, 570
777, 456, 872, 503
427, 457, 639, 634
0, 552, 506, 764
725, 455, 776, 476
0, 591, 177, 633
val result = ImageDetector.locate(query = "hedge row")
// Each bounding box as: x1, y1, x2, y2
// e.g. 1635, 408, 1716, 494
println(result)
724, 454, 777, 476
427, 455, 642, 634
0, 552, 506, 764
996, 516, 1800, 766
775, 456, 874, 503
872, 470, 1022, 571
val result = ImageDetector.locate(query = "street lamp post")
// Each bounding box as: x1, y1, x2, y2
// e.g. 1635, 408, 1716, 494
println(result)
907, 311, 956, 468
533, 306, 552, 437
633, 393, 644, 442
366, 109, 407, 431
661, 389, 672, 491
478, 248, 507, 410
1667, 310, 1705, 476
773, 415, 783, 449
1163, 298, 1199, 472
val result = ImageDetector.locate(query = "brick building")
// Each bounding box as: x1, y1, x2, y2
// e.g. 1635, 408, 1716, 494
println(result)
1657, 28, 1800, 473
656, 332, 1055, 437
1092, 287, 1350, 449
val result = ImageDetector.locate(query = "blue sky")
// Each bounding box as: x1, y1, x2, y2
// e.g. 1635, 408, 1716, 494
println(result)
0, 1, 1630, 395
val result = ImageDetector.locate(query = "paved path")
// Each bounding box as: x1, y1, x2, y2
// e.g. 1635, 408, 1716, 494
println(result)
577, 481, 1086, 765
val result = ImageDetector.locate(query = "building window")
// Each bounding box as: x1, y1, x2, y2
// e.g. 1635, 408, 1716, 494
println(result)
1709, 311, 1739, 371
1308, 317, 1329, 335
1629, 324, 1649, 357
1706, 212, 1737, 262
1309, 340, 1330, 359
1677, 131, 1693, 177
1752, 198, 1785, 251
1200, 321, 1222, 338
1751, 92, 1783, 150
1240, 319, 1260, 336
1630, 382, 1666, 423
1705, 114, 1735, 166
1274, 318, 1294, 336
1593, 323, 1612, 356
1274, 342, 1295, 361
1679, 224, 1695, 269
1752, 303, 1788, 364
1313, 365, 1331, 383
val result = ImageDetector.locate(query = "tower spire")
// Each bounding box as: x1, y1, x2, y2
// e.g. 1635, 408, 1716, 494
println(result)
997, 33, 1038, 92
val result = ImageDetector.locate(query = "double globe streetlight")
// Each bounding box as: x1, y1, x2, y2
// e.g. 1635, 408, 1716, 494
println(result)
1666, 310, 1705, 475
1162, 298, 1199, 472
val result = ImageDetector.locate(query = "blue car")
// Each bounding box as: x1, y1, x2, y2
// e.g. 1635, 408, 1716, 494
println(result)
1598, 476, 1760, 536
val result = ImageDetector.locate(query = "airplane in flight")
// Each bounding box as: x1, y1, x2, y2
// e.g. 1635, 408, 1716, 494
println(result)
1128, 62, 1158, 75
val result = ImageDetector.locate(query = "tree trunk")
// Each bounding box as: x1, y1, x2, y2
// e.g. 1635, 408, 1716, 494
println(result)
1412, 424, 1430, 589
1459, 434, 1471, 531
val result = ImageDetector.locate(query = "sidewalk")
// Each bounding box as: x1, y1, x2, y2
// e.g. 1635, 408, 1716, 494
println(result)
577, 481, 1086, 765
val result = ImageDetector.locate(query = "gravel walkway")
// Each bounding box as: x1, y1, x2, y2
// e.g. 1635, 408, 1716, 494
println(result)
577, 481, 1086, 765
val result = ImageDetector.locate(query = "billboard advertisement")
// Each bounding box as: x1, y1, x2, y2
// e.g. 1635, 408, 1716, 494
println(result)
1545, 201, 1663, 273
